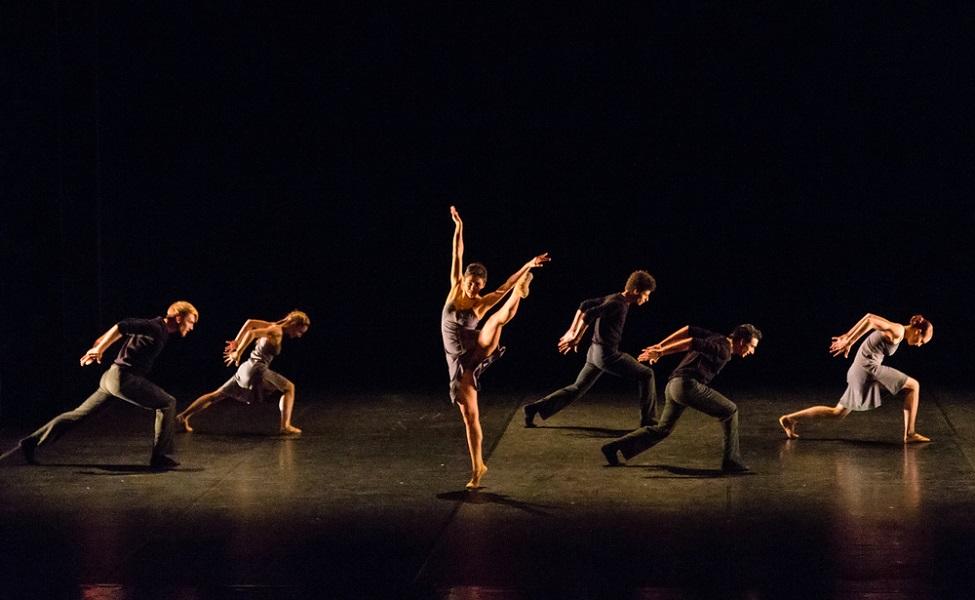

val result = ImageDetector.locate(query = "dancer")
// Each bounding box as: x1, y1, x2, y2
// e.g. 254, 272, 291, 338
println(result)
601, 323, 761, 473
778, 313, 933, 443
17, 301, 199, 469
176, 310, 310, 435
443, 206, 549, 489
522, 270, 658, 428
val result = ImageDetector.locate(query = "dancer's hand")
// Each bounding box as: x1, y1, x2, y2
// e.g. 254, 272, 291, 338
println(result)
526, 252, 551, 269
450, 206, 463, 226
557, 331, 580, 354
638, 345, 663, 364
223, 349, 241, 367
829, 335, 851, 358
80, 348, 102, 366
224, 340, 238, 353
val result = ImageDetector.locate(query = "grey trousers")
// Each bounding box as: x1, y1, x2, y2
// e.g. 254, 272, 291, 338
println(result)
528, 345, 657, 425
25, 365, 176, 460
613, 377, 742, 464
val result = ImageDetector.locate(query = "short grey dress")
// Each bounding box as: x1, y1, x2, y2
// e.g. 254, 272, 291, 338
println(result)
838, 331, 909, 411
441, 302, 505, 404
218, 337, 292, 404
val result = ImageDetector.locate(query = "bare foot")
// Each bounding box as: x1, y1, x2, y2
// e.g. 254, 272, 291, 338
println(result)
465, 464, 488, 489
280, 424, 302, 435
778, 415, 798, 439
176, 414, 193, 433
904, 432, 931, 444
515, 272, 533, 298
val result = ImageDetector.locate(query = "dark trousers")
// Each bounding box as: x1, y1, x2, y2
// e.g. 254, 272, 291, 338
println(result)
613, 377, 742, 464
25, 365, 176, 460
528, 344, 657, 426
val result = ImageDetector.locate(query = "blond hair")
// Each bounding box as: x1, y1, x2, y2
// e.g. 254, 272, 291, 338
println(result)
166, 300, 199, 319
277, 309, 310, 329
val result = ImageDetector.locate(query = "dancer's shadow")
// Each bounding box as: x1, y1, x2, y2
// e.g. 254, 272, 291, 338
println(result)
40, 463, 206, 474
437, 490, 558, 516
532, 425, 631, 438
629, 464, 754, 479
788, 437, 906, 448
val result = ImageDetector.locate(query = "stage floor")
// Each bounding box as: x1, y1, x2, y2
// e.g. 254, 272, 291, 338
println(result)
3, 386, 975, 599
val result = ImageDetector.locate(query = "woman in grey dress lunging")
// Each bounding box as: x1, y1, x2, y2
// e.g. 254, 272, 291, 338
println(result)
778, 313, 933, 444
177, 310, 311, 434
443, 206, 549, 489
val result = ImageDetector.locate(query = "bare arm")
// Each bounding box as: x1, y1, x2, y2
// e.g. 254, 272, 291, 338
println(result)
450, 206, 464, 287
80, 324, 123, 366
638, 326, 693, 363
829, 313, 904, 358
225, 323, 280, 366
225, 319, 274, 353
475, 252, 551, 315
557, 310, 590, 354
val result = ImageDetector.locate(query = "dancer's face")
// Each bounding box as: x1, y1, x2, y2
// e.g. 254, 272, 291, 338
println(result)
463, 275, 486, 298
286, 324, 309, 339
906, 326, 932, 347
176, 314, 198, 337
635, 290, 651, 306
733, 336, 759, 358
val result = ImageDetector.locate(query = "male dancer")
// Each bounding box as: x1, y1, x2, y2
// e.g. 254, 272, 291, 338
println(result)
16, 301, 198, 469
523, 271, 657, 428
601, 323, 761, 473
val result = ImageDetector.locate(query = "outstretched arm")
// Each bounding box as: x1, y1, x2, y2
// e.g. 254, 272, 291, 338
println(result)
829, 313, 904, 358
477, 252, 551, 312
638, 326, 693, 363
80, 324, 123, 366
450, 206, 464, 287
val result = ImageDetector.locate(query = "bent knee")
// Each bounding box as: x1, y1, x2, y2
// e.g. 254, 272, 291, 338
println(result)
903, 377, 920, 392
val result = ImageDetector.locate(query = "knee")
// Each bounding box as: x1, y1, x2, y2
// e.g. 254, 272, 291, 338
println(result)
162, 395, 176, 410
903, 377, 920, 393
720, 405, 739, 422
283, 381, 296, 395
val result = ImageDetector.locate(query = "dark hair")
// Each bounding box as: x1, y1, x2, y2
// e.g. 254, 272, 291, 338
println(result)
465, 263, 488, 281
909, 314, 933, 341
730, 324, 762, 343
624, 270, 656, 293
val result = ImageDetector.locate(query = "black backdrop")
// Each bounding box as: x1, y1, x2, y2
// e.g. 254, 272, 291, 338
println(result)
3, 3, 973, 422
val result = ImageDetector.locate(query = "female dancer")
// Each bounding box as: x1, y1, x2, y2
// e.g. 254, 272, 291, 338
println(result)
176, 310, 311, 434
443, 206, 549, 489
778, 313, 933, 443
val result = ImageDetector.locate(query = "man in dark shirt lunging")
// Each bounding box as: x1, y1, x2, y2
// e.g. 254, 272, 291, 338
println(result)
523, 270, 658, 428
601, 323, 761, 473
17, 301, 199, 469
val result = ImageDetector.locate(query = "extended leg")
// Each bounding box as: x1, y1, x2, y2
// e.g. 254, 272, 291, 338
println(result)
176, 389, 226, 432
21, 382, 114, 459
778, 404, 850, 439
525, 362, 603, 425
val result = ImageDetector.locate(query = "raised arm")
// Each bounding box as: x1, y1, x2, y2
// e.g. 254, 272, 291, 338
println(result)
476, 252, 551, 313
638, 326, 693, 363
224, 319, 274, 354
80, 324, 123, 366
450, 206, 464, 287
829, 313, 904, 357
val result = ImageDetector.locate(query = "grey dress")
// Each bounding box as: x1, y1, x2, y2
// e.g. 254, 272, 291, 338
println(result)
838, 331, 909, 411
441, 302, 505, 404
218, 337, 292, 404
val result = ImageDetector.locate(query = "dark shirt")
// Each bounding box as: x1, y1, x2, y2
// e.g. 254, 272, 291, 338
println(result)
579, 294, 629, 353
113, 317, 170, 376
669, 326, 732, 385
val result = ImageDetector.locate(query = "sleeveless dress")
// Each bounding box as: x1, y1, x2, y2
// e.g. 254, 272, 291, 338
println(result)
218, 337, 292, 404
441, 302, 505, 404
838, 331, 909, 411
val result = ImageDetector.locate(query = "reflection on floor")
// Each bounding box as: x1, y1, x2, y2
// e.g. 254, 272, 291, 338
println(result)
2, 387, 975, 598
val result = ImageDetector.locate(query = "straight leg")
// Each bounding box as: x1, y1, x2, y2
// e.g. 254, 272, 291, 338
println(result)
528, 362, 604, 420
24, 377, 115, 448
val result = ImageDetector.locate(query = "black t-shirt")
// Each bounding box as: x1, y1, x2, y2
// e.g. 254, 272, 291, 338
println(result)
669, 326, 732, 385
579, 294, 629, 352
113, 317, 170, 376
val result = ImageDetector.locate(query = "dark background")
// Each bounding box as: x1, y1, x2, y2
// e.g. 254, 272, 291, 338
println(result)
3, 2, 973, 423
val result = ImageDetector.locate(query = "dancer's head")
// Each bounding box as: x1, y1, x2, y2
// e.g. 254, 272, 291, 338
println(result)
729, 324, 762, 358
624, 270, 657, 305
166, 300, 199, 337
905, 314, 933, 347
281, 310, 311, 338
462, 263, 488, 297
